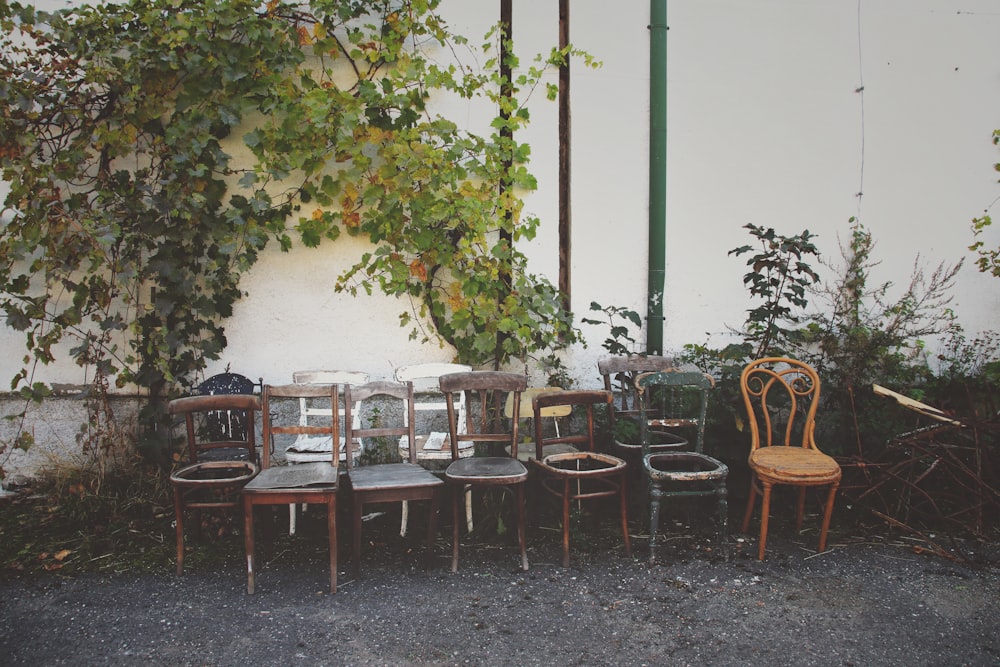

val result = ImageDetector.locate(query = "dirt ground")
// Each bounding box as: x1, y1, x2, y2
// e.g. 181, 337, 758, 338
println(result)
1, 499, 998, 667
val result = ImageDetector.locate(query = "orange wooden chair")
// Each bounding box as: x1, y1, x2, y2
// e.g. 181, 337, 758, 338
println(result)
739, 358, 841, 559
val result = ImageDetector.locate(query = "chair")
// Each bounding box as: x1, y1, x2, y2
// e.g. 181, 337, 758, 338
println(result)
194, 372, 260, 463
284, 370, 369, 535
528, 390, 632, 567
343, 380, 444, 577
393, 362, 473, 536
636, 371, 729, 563
168, 394, 261, 576
242, 383, 341, 594
598, 355, 685, 456
440, 371, 529, 572
739, 358, 842, 560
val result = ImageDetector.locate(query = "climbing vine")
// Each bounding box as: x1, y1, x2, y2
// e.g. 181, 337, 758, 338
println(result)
0, 0, 587, 458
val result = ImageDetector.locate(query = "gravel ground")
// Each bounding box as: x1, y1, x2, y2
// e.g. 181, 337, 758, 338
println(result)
2, 509, 998, 667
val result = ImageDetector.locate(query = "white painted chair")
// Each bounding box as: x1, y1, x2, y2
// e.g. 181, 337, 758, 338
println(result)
284, 369, 369, 535
394, 362, 473, 536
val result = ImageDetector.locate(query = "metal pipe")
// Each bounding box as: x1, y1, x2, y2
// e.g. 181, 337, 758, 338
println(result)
647, 0, 667, 355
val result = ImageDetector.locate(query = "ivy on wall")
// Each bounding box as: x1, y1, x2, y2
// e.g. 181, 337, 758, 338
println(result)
0, 0, 587, 449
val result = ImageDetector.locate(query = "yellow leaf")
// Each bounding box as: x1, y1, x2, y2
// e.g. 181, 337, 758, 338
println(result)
54, 549, 72, 561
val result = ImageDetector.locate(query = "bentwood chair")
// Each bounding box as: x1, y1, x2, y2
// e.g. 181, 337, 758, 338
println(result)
528, 390, 632, 567
343, 381, 444, 577
739, 358, 842, 560
440, 371, 529, 572
636, 370, 729, 563
242, 383, 340, 594
168, 394, 261, 576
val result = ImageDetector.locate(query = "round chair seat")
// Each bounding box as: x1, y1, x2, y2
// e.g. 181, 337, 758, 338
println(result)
170, 460, 258, 489
539, 451, 627, 477
614, 429, 688, 454
643, 451, 728, 482
446, 457, 527, 485
749, 446, 841, 484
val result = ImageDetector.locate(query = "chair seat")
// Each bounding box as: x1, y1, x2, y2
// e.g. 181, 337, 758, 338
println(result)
348, 462, 444, 492
643, 452, 728, 483
749, 446, 841, 484
614, 429, 688, 453
170, 460, 258, 488
507, 442, 577, 462
446, 457, 527, 484
538, 451, 627, 477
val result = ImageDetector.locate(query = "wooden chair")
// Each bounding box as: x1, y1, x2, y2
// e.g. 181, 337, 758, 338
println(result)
284, 369, 369, 535
343, 380, 444, 577
242, 383, 340, 594
636, 371, 729, 563
598, 355, 685, 456
440, 371, 529, 572
393, 362, 473, 536
739, 358, 842, 560
168, 394, 261, 576
194, 372, 260, 462
528, 390, 632, 567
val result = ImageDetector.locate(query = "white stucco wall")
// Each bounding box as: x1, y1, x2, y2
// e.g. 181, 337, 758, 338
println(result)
3, 0, 1000, 394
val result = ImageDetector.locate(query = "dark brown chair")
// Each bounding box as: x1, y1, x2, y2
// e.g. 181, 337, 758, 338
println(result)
168, 394, 261, 576
343, 380, 444, 577
242, 383, 340, 594
598, 355, 685, 456
439, 371, 529, 572
528, 390, 632, 567
739, 358, 842, 560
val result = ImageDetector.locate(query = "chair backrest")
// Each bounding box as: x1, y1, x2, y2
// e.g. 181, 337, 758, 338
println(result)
343, 381, 416, 467
291, 370, 369, 454
261, 384, 340, 468
598, 355, 676, 431
636, 370, 714, 455
394, 363, 472, 436
532, 390, 613, 459
439, 371, 527, 460
169, 394, 262, 464
196, 372, 258, 443
740, 357, 821, 451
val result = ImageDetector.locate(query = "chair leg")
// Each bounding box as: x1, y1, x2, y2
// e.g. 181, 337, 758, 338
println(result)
648, 482, 662, 564
243, 497, 256, 594
352, 494, 364, 579
465, 485, 474, 533
741, 477, 758, 534
173, 486, 185, 576
561, 478, 572, 568
515, 483, 528, 571
400, 500, 409, 537
817, 482, 838, 553
795, 487, 806, 532
426, 489, 440, 572
289, 503, 297, 536
757, 482, 773, 560
618, 471, 632, 558
451, 485, 462, 573
716, 482, 729, 560
326, 495, 337, 593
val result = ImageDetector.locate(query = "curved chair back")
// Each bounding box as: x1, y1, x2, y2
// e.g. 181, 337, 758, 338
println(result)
740, 357, 821, 452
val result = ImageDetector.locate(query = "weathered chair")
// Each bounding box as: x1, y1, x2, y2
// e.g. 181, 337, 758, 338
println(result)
168, 394, 261, 576
343, 380, 444, 577
598, 355, 685, 456
636, 370, 729, 563
440, 371, 529, 572
242, 383, 340, 594
393, 362, 473, 536
739, 358, 842, 560
194, 372, 259, 463
528, 390, 632, 567
283, 369, 369, 535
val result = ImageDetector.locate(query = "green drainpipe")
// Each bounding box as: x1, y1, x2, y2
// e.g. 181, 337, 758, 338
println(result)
647, 0, 667, 356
